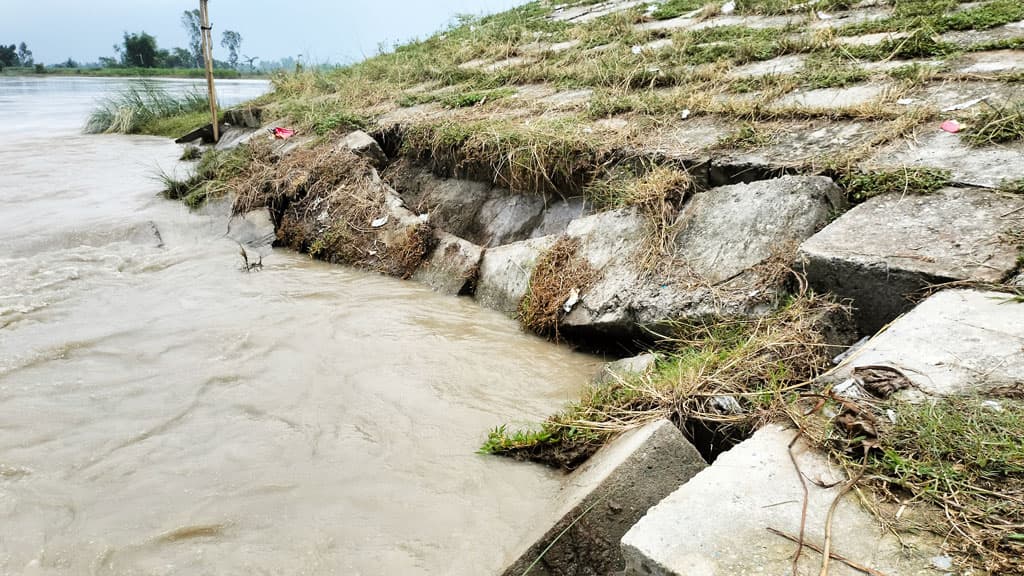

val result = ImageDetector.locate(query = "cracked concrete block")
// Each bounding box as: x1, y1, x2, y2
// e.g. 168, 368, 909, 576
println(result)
825, 289, 1024, 397
412, 231, 484, 295
502, 420, 707, 576
798, 187, 1024, 333
865, 127, 1024, 189
622, 424, 941, 576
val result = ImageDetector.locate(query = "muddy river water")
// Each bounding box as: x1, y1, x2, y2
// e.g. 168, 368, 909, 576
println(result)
0, 77, 600, 575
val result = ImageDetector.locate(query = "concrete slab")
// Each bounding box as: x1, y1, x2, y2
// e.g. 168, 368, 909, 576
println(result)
340, 130, 387, 169
807, 7, 893, 30
798, 187, 1024, 333
941, 21, 1024, 48
726, 54, 806, 79
552, 0, 645, 23
636, 16, 696, 32
712, 119, 879, 177
833, 31, 910, 46
955, 49, 1024, 74
536, 89, 594, 110
562, 176, 843, 336
621, 424, 941, 576
774, 83, 891, 110
519, 39, 582, 54
827, 289, 1024, 396
475, 235, 557, 317
502, 419, 707, 576
412, 231, 484, 295
864, 128, 1024, 189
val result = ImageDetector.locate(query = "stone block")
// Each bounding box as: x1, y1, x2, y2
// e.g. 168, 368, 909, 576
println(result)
594, 353, 657, 385
412, 231, 484, 295
475, 236, 557, 317
621, 424, 941, 576
341, 130, 387, 169
502, 420, 707, 576
826, 289, 1024, 396
798, 187, 1024, 333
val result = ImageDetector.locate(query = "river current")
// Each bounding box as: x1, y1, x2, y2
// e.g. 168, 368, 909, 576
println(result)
0, 77, 599, 575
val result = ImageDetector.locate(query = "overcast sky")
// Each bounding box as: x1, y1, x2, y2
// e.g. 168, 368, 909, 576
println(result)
2, 0, 528, 65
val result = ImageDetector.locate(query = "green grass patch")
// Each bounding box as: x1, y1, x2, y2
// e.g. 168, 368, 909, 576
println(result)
158, 145, 251, 209
650, 0, 706, 19
440, 87, 516, 108
1000, 177, 1024, 194
838, 167, 951, 202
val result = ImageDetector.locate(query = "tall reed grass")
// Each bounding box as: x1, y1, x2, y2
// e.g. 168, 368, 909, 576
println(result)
85, 82, 211, 135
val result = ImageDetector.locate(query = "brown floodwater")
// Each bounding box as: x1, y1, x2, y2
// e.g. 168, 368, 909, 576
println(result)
0, 77, 600, 575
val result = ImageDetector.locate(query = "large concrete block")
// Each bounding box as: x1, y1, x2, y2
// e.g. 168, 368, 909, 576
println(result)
502, 420, 707, 576
411, 231, 483, 295
827, 289, 1024, 397
622, 424, 941, 576
564, 176, 843, 336
475, 236, 557, 317
340, 130, 387, 169
798, 187, 1024, 333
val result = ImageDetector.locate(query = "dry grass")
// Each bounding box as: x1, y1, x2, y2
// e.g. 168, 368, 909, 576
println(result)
519, 236, 600, 340
487, 288, 852, 469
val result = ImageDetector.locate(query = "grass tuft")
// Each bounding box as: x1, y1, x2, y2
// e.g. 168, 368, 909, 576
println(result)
488, 290, 851, 469
838, 167, 951, 202
963, 101, 1024, 147
86, 82, 211, 136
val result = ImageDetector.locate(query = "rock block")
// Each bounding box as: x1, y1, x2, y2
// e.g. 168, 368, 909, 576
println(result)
594, 353, 658, 385
475, 236, 557, 317
341, 130, 387, 169
412, 231, 483, 295
621, 424, 941, 576
798, 187, 1024, 333
826, 289, 1024, 397
502, 420, 707, 576
563, 176, 844, 336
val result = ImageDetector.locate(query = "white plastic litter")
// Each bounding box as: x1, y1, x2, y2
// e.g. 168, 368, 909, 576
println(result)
631, 45, 643, 55
680, 108, 691, 119
371, 215, 389, 228
721, 0, 736, 14
563, 287, 581, 313
942, 92, 996, 112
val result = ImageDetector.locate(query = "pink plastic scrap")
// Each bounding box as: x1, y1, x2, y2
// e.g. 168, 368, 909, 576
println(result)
940, 119, 961, 134
272, 127, 296, 139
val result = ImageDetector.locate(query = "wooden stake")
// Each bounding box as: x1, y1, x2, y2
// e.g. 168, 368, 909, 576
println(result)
199, 0, 219, 142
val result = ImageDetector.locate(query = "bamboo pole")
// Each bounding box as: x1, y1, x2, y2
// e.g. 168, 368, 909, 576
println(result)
199, 0, 219, 142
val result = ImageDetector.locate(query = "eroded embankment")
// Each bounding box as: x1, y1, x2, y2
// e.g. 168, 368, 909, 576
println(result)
160, 0, 1024, 571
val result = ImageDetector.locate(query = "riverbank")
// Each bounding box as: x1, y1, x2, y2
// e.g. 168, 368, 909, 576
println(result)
0, 66, 260, 79
135, 0, 1022, 572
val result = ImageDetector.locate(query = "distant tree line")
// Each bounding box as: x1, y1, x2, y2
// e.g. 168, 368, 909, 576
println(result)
105, 12, 245, 70
0, 42, 34, 69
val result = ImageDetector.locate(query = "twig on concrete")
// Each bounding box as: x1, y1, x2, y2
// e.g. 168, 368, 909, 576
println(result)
820, 464, 866, 576
788, 433, 810, 576
767, 527, 890, 576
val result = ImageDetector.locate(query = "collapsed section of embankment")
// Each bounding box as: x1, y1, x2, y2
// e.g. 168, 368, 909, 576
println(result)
153, 0, 1024, 572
